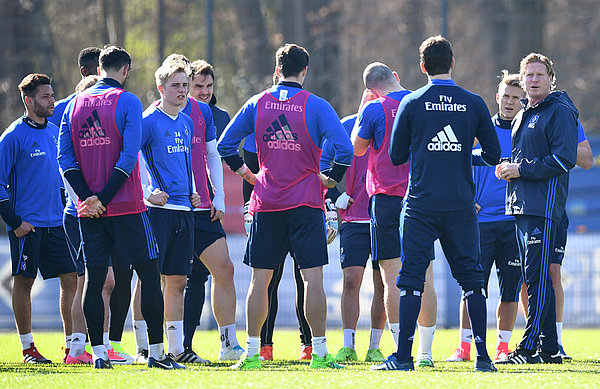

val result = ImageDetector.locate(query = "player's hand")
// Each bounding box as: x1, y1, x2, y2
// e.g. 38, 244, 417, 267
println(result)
318, 173, 337, 188
498, 162, 520, 182
236, 164, 257, 185
358, 89, 378, 112
78, 195, 106, 218
14, 221, 35, 238
325, 198, 338, 244
190, 192, 202, 208
243, 201, 252, 236
147, 189, 169, 206
474, 203, 481, 213
334, 192, 354, 210
210, 204, 224, 222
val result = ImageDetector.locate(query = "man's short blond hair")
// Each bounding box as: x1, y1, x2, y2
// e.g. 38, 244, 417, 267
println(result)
155, 61, 190, 86
497, 69, 521, 89
519, 53, 556, 90
75, 75, 100, 92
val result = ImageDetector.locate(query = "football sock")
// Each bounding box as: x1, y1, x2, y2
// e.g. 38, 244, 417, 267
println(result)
135, 260, 164, 345
465, 293, 489, 359
65, 335, 72, 350
395, 291, 421, 361
166, 320, 184, 356
417, 324, 436, 358
149, 342, 166, 360
343, 329, 356, 350
183, 275, 206, 348
69, 332, 87, 357
369, 328, 384, 350
497, 330, 512, 346
312, 336, 328, 358
133, 320, 149, 351
246, 336, 260, 357
92, 345, 108, 361
388, 322, 400, 348
556, 322, 563, 345
108, 264, 132, 343
103, 332, 110, 350
19, 333, 33, 350
460, 327, 473, 345
219, 324, 240, 350
83, 265, 109, 347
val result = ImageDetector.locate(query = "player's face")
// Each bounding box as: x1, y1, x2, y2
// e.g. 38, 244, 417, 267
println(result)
190, 74, 213, 104
161, 72, 189, 108
497, 84, 524, 120
522, 62, 552, 104
31, 84, 55, 117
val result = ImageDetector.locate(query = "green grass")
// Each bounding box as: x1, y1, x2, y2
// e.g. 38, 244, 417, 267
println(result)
0, 329, 599, 388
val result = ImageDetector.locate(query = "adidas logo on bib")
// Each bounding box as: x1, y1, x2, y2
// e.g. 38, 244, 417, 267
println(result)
427, 125, 462, 152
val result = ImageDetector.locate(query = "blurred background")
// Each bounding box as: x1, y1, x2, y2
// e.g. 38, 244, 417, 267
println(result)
0, 0, 599, 330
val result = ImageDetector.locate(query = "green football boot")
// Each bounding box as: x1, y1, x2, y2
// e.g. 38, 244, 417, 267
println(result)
365, 348, 385, 362
230, 353, 261, 370
334, 347, 358, 362
310, 353, 345, 369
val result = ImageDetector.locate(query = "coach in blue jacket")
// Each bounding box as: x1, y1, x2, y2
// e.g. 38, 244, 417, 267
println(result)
496, 53, 578, 365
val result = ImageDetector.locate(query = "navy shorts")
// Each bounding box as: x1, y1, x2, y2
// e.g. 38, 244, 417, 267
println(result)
551, 213, 569, 265
244, 206, 328, 270
148, 207, 195, 276
369, 194, 403, 261
63, 212, 85, 276
10, 226, 76, 280
339, 222, 379, 270
398, 203, 484, 293
479, 220, 522, 302
187, 210, 226, 283
79, 211, 158, 269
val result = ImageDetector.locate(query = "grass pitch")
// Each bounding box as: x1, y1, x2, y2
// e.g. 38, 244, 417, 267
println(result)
0, 329, 598, 388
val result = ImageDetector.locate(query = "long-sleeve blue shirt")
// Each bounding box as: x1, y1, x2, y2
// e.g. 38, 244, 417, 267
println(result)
217, 83, 353, 168
355, 90, 411, 149
390, 79, 500, 211
0, 118, 64, 230
49, 92, 76, 128
474, 114, 514, 223
141, 106, 194, 208
58, 78, 143, 178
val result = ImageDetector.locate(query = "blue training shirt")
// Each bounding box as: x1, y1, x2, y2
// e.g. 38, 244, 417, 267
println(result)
355, 90, 411, 149
474, 114, 513, 223
390, 79, 501, 211
182, 97, 217, 142
49, 92, 76, 128
321, 114, 356, 171
141, 106, 194, 208
0, 118, 64, 230
218, 83, 353, 166
58, 78, 143, 177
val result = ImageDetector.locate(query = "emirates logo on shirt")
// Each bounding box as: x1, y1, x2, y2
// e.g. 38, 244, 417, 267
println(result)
263, 114, 301, 152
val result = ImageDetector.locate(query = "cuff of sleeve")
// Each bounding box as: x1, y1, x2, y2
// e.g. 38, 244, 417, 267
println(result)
63, 169, 93, 200
212, 196, 225, 213
97, 168, 129, 206
0, 200, 22, 230
329, 162, 348, 183
223, 154, 244, 173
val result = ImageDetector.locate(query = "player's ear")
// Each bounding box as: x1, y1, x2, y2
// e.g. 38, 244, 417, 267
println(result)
419, 61, 427, 75
157, 84, 163, 94
496, 93, 500, 104
393, 71, 400, 84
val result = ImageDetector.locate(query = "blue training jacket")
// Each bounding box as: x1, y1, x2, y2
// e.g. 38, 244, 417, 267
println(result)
506, 90, 578, 223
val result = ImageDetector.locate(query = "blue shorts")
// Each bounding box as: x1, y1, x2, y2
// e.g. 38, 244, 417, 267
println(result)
398, 204, 484, 293
339, 222, 379, 270
148, 207, 194, 276
244, 206, 328, 270
551, 213, 569, 265
478, 220, 522, 302
63, 212, 85, 276
188, 210, 227, 283
79, 211, 158, 268
369, 194, 403, 261
10, 226, 76, 280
